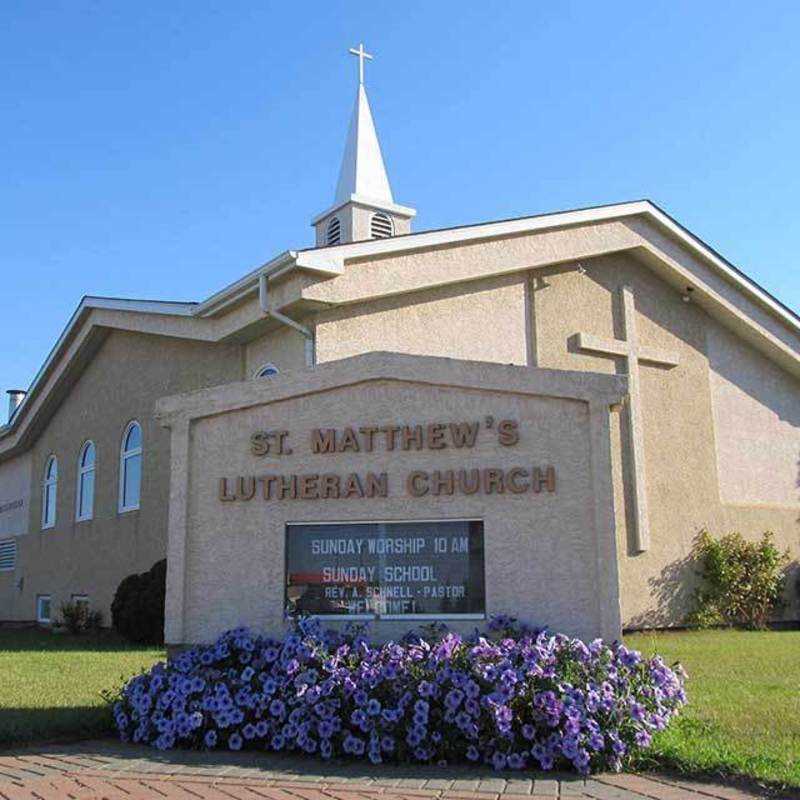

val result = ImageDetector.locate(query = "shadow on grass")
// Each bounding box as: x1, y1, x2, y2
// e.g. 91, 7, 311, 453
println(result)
0, 628, 165, 654
0, 706, 113, 748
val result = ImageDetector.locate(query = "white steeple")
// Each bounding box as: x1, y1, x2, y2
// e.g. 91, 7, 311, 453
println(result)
312, 43, 416, 247
334, 83, 394, 206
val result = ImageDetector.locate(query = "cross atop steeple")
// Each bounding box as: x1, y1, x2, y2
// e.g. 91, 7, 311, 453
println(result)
311, 45, 416, 246
348, 43, 373, 85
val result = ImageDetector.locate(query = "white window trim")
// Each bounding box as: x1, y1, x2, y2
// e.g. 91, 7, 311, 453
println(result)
41, 455, 57, 530
75, 440, 95, 522
253, 362, 279, 379
71, 593, 89, 607
0, 539, 16, 572
118, 420, 142, 514
36, 594, 52, 624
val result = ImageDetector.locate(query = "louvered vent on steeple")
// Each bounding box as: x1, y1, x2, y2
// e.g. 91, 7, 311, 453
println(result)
326, 217, 341, 245
311, 44, 416, 247
370, 212, 393, 239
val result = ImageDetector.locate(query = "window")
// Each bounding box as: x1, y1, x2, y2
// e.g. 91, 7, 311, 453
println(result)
42, 455, 58, 529
254, 363, 279, 379
36, 595, 51, 624
119, 421, 142, 512
76, 441, 95, 521
326, 216, 341, 246
0, 539, 16, 572
71, 594, 89, 611
370, 212, 393, 239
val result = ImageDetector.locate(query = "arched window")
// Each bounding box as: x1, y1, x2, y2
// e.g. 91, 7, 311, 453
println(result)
42, 455, 58, 529
370, 212, 393, 239
76, 441, 95, 522
254, 363, 279, 379
119, 421, 142, 512
326, 216, 341, 246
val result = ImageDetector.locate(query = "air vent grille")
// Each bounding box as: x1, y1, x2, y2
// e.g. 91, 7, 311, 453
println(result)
370, 212, 393, 239
326, 217, 341, 245
0, 539, 16, 571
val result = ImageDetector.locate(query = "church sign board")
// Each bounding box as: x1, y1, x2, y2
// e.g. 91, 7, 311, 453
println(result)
156, 353, 626, 647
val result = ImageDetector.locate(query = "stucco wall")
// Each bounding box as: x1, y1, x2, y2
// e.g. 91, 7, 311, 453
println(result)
245, 325, 307, 378
532, 253, 800, 627
0, 453, 31, 537
707, 323, 800, 507
0, 330, 243, 623
314, 273, 530, 366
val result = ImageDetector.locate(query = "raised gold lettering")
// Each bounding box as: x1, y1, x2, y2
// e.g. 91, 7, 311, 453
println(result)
498, 419, 520, 446
364, 472, 388, 498
342, 473, 364, 498
310, 429, 336, 453
407, 471, 429, 497
235, 476, 256, 501
219, 477, 235, 501
505, 467, 529, 493
449, 422, 479, 448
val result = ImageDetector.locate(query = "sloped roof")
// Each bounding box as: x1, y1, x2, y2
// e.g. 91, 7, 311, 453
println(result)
2, 199, 798, 459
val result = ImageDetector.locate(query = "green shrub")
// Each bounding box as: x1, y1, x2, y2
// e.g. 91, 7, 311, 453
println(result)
110, 559, 167, 644
689, 530, 789, 630
58, 601, 102, 634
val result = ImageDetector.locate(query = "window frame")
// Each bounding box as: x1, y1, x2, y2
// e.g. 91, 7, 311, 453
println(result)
75, 440, 96, 522
253, 362, 279, 379
36, 594, 52, 624
284, 518, 486, 621
41, 455, 58, 530
71, 593, 89, 610
118, 420, 142, 514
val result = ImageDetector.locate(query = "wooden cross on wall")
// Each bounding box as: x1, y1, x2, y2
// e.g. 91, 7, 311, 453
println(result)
574, 285, 679, 552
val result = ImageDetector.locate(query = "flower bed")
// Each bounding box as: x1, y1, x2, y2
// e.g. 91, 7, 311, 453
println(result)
112, 616, 687, 774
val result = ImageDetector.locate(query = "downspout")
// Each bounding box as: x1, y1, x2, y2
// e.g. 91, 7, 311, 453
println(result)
258, 273, 315, 366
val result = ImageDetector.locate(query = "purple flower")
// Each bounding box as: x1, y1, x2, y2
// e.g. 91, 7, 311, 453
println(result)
491, 751, 507, 771
634, 729, 652, 747
112, 620, 685, 777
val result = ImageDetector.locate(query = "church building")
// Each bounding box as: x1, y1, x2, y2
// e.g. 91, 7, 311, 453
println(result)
1, 46, 798, 644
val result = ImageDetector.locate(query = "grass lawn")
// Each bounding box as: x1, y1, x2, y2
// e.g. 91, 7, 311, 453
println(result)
1, 626, 797, 793
627, 628, 800, 790
0, 628, 164, 746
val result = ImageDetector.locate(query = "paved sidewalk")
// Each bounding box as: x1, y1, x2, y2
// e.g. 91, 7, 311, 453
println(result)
0, 740, 780, 800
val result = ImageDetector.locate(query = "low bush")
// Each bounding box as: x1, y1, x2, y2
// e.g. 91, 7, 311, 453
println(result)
59, 601, 102, 634
111, 616, 687, 774
690, 530, 789, 629
110, 559, 167, 644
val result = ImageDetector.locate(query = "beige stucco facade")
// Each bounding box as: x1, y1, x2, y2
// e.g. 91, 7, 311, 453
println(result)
1, 202, 798, 636
0, 331, 242, 622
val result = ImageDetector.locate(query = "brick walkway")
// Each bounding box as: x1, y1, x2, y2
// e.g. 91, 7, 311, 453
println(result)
0, 740, 781, 800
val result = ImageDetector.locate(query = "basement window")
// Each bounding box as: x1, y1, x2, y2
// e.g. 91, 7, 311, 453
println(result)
36, 595, 51, 624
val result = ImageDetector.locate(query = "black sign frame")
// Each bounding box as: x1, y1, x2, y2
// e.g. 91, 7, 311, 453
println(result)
284, 519, 486, 620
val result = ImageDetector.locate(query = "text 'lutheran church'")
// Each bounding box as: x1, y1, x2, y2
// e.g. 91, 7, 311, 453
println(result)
1, 46, 798, 645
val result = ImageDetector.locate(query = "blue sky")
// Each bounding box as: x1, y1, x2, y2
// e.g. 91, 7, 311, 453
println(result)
2, 1, 799, 393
